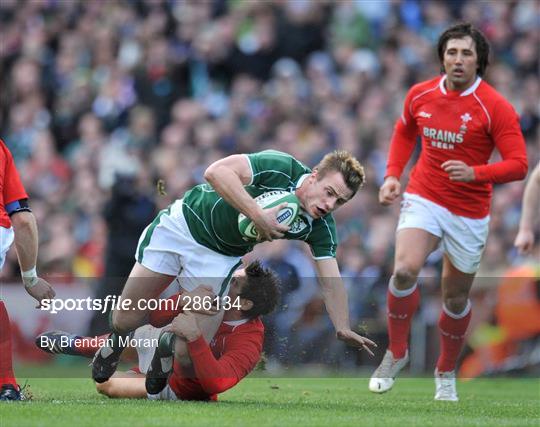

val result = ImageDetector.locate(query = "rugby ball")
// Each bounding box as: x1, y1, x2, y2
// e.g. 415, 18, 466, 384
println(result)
238, 190, 300, 241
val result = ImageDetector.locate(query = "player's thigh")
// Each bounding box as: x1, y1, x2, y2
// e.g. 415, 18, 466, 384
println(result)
441, 213, 489, 275
395, 228, 440, 276
113, 263, 175, 329
135, 203, 185, 278
119, 262, 175, 302
395, 193, 442, 276
180, 247, 242, 298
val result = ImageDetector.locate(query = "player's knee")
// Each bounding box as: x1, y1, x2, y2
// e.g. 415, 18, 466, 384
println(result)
393, 267, 418, 289
443, 296, 468, 314
111, 310, 140, 334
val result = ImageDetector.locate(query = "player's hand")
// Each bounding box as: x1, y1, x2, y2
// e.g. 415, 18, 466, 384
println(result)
181, 285, 219, 315
441, 160, 475, 182
336, 329, 377, 356
25, 278, 56, 308
379, 176, 401, 205
165, 311, 201, 342
514, 228, 535, 254
252, 203, 290, 242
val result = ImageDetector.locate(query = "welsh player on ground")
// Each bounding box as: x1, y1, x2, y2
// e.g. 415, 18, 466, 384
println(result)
92, 149, 376, 388
38, 261, 279, 401
369, 23, 528, 401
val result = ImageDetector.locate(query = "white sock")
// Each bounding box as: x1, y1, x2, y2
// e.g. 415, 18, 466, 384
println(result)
388, 276, 418, 298
442, 299, 471, 319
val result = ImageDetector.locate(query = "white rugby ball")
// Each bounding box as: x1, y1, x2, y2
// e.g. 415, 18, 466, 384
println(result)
238, 190, 300, 241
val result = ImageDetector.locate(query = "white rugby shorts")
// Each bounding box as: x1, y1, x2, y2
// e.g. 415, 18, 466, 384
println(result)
0, 226, 14, 270
397, 193, 489, 274
135, 199, 241, 297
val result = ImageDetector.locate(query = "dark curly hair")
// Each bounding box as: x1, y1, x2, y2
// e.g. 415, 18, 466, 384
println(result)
238, 260, 280, 319
437, 23, 490, 77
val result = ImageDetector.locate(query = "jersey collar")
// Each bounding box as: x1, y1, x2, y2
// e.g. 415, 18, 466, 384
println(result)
295, 173, 310, 189
439, 75, 482, 96
223, 318, 250, 327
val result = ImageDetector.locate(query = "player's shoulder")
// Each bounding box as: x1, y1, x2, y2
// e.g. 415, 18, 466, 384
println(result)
248, 150, 311, 175
241, 317, 265, 333
230, 318, 265, 339
252, 150, 304, 165
475, 80, 515, 110
0, 139, 10, 163
408, 76, 442, 98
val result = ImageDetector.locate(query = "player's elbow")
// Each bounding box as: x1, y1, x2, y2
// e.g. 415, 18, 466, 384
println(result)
203, 164, 219, 184
200, 382, 229, 395
516, 157, 528, 180
96, 380, 124, 398
200, 377, 237, 395
96, 381, 115, 398
10, 210, 35, 231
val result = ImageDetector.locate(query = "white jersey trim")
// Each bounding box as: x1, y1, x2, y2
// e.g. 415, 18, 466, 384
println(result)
439, 75, 482, 97
244, 154, 254, 186
473, 92, 492, 133
409, 81, 440, 116
224, 319, 250, 327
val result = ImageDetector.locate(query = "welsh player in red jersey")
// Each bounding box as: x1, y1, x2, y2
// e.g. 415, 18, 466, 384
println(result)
0, 140, 55, 401
37, 261, 279, 401
369, 23, 528, 401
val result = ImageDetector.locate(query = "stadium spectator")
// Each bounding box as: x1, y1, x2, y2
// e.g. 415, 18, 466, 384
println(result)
0, 141, 55, 401
369, 23, 528, 401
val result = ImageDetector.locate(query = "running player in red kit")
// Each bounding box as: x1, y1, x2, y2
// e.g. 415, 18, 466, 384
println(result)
0, 140, 55, 401
369, 23, 528, 401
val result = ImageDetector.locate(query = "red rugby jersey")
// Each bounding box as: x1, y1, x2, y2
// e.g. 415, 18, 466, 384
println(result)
0, 140, 28, 228
386, 76, 528, 218
168, 317, 264, 400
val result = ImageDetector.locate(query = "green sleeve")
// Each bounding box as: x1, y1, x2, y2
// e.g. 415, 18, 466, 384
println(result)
306, 215, 338, 259
246, 150, 309, 189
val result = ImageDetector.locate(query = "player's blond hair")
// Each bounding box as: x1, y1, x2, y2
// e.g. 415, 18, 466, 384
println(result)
315, 150, 365, 195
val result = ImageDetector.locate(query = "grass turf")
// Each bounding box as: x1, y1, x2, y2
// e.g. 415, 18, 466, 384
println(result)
1, 366, 538, 427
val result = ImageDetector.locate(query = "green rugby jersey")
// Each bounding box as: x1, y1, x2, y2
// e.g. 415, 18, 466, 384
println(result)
182, 150, 338, 258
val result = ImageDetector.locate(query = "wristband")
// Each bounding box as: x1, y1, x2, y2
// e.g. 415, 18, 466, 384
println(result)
22, 267, 39, 288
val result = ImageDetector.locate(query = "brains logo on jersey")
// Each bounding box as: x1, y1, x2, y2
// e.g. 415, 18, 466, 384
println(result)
238, 191, 300, 241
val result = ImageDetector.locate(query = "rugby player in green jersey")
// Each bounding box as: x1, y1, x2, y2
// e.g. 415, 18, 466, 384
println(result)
92, 149, 376, 384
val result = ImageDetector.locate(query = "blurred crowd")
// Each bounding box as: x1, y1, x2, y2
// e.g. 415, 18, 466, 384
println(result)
1, 0, 538, 368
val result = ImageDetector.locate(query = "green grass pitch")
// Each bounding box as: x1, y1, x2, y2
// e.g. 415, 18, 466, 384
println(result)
1, 367, 538, 427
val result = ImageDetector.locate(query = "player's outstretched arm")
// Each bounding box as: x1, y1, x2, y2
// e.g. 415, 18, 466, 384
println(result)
515, 162, 540, 254
11, 211, 55, 304
314, 258, 377, 355
204, 154, 288, 241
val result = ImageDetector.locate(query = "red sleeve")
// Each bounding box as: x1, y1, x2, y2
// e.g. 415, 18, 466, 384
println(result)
1, 142, 28, 203
148, 292, 183, 327
187, 330, 263, 395
385, 90, 420, 179
472, 101, 528, 184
